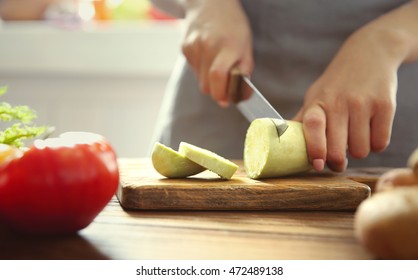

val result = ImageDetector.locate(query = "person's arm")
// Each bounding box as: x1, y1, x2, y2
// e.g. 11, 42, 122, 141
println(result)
162, 0, 253, 107
294, 0, 418, 172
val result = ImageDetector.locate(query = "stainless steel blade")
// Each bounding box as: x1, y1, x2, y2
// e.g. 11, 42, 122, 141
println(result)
236, 76, 288, 137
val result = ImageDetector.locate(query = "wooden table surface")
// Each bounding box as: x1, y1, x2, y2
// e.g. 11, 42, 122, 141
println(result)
0, 165, 388, 260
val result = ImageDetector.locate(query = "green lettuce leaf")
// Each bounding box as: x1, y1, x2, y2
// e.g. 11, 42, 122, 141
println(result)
0, 86, 49, 148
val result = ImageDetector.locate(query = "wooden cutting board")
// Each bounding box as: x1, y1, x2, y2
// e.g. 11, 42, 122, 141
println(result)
116, 158, 380, 211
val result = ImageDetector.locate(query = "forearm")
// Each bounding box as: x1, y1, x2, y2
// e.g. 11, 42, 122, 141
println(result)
356, 0, 418, 64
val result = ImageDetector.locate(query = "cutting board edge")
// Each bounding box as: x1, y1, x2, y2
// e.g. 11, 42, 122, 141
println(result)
116, 179, 371, 211
116, 158, 376, 211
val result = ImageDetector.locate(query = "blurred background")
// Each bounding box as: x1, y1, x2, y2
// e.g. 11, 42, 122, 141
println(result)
0, 0, 182, 157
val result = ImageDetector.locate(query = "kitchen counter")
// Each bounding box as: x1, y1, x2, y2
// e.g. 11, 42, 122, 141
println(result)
0, 197, 373, 260
0, 159, 387, 260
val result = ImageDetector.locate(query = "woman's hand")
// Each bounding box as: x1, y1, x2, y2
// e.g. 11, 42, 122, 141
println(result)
294, 0, 418, 172
181, 0, 254, 107
294, 27, 405, 172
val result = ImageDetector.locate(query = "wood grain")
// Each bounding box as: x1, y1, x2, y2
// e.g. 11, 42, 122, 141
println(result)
343, 167, 391, 192
81, 198, 373, 260
117, 158, 371, 211
0, 160, 386, 260
0, 197, 373, 260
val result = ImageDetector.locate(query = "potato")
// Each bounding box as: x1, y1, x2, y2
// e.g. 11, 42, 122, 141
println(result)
354, 187, 418, 259
244, 119, 311, 179
407, 148, 418, 177
375, 168, 418, 192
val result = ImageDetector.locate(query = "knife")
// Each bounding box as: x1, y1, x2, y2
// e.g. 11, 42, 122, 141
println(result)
227, 68, 289, 137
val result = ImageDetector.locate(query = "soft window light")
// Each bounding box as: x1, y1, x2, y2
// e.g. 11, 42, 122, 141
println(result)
78, 1, 95, 21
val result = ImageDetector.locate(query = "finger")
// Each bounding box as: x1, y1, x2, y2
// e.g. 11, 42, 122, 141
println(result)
302, 105, 327, 171
182, 33, 203, 90
209, 49, 240, 106
326, 105, 349, 172
199, 33, 223, 95
348, 102, 371, 159
370, 100, 395, 152
294, 108, 327, 169
238, 49, 254, 100
199, 48, 214, 94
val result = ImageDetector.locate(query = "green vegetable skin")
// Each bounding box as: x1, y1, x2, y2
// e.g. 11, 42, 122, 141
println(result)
152, 142, 206, 178
0, 86, 48, 147
179, 142, 238, 179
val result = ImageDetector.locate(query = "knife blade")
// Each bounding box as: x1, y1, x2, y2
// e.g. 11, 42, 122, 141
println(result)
228, 68, 288, 137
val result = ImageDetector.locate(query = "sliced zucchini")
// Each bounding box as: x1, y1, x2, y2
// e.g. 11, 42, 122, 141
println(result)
179, 142, 238, 179
151, 142, 205, 178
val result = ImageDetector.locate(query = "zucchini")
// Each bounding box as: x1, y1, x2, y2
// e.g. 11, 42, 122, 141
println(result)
244, 118, 311, 178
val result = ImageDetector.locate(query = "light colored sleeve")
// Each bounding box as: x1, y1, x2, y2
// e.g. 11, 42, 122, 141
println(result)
149, 0, 185, 18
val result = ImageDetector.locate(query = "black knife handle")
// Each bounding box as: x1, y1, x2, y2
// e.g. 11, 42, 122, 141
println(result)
227, 67, 243, 104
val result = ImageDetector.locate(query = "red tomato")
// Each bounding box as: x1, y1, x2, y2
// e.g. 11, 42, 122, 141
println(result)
0, 132, 119, 234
